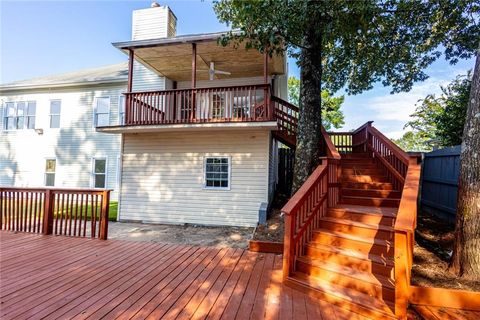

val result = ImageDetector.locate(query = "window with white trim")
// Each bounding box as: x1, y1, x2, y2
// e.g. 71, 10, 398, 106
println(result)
45, 159, 56, 187
49, 100, 61, 128
118, 95, 125, 125
94, 97, 110, 127
93, 158, 107, 188
204, 157, 230, 189
3, 101, 36, 130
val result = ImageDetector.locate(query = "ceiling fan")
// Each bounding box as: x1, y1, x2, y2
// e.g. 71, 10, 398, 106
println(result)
207, 62, 231, 80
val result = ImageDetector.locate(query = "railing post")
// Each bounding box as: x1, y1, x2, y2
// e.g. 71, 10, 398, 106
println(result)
99, 190, 110, 240
42, 189, 54, 235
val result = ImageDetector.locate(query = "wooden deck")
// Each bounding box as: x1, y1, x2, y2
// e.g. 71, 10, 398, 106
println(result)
0, 231, 370, 320
413, 305, 480, 320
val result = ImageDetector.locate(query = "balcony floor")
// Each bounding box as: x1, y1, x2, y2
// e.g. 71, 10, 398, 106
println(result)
0, 231, 369, 320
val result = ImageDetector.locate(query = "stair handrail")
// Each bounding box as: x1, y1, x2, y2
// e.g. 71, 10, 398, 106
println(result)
282, 161, 329, 280
271, 96, 299, 139
321, 126, 341, 160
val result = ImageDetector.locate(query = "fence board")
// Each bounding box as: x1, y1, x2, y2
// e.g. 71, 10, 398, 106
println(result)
421, 146, 460, 222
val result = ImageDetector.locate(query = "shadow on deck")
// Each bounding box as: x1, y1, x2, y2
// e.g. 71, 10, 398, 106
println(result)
0, 231, 370, 320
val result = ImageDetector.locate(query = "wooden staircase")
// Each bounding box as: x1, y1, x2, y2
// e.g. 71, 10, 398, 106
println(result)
270, 102, 422, 319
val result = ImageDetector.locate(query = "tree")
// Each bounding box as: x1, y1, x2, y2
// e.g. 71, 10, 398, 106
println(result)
392, 131, 432, 152
214, 0, 479, 191
288, 77, 345, 130
450, 48, 480, 280
404, 73, 472, 148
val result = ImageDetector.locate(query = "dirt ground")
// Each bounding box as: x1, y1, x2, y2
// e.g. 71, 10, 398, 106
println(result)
412, 210, 480, 291
108, 222, 254, 249
252, 192, 287, 243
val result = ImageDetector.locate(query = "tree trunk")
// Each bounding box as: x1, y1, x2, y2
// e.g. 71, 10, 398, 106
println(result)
449, 48, 480, 280
292, 23, 323, 193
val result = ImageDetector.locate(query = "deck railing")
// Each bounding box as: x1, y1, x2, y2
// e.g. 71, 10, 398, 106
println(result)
0, 187, 111, 240
123, 84, 273, 126
328, 121, 372, 154
282, 128, 341, 280
272, 96, 299, 139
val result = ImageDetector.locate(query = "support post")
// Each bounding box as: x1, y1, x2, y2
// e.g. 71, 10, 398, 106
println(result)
99, 190, 110, 240
42, 189, 54, 235
126, 49, 134, 125
263, 50, 272, 119
191, 43, 197, 121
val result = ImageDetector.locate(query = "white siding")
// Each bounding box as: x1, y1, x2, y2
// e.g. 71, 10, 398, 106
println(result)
119, 130, 270, 227
268, 135, 278, 203
0, 84, 124, 200
132, 62, 166, 92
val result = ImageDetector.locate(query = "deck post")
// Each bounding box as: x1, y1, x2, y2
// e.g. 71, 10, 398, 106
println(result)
99, 190, 110, 240
191, 43, 197, 121
126, 49, 134, 124
263, 50, 272, 120
42, 189, 54, 235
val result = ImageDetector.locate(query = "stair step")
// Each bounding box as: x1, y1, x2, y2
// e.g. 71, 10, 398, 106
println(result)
327, 205, 397, 226
341, 168, 386, 176
318, 217, 395, 240
341, 153, 372, 159
341, 181, 395, 190
310, 228, 394, 257
341, 196, 400, 208
287, 272, 396, 319
341, 188, 401, 199
303, 243, 394, 277
296, 257, 395, 301
341, 163, 378, 169
342, 175, 391, 183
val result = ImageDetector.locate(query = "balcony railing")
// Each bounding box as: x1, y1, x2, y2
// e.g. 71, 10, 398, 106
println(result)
124, 84, 273, 126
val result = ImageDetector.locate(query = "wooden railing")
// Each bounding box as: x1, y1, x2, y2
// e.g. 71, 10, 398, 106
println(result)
123, 84, 273, 126
282, 127, 341, 279
272, 96, 299, 139
282, 161, 329, 280
328, 121, 372, 153
0, 187, 111, 240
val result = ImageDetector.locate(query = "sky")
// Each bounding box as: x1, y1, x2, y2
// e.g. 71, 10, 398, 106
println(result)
0, 0, 475, 138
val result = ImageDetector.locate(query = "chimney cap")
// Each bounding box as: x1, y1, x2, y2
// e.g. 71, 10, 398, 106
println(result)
151, 1, 160, 7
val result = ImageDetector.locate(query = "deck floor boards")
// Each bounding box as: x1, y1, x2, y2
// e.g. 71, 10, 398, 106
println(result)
1, 231, 367, 319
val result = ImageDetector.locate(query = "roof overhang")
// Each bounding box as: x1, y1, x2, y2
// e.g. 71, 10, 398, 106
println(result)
113, 32, 286, 82
96, 121, 279, 134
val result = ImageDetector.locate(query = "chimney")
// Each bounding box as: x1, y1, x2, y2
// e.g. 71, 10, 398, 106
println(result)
132, 3, 177, 40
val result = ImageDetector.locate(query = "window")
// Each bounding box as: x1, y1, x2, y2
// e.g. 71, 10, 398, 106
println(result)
3, 101, 36, 130
93, 158, 107, 188
94, 97, 110, 127
45, 159, 56, 187
49, 100, 61, 128
118, 95, 125, 125
204, 157, 230, 189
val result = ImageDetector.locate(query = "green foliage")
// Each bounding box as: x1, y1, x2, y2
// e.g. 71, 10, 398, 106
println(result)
288, 77, 345, 130
405, 73, 471, 148
392, 131, 433, 152
214, 0, 479, 95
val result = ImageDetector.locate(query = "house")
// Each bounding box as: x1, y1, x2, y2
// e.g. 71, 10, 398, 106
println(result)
96, 4, 290, 227
0, 63, 131, 200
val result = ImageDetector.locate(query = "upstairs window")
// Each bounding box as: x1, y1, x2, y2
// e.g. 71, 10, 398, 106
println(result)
45, 159, 56, 187
204, 157, 230, 189
49, 100, 61, 128
3, 101, 36, 130
93, 158, 107, 188
118, 95, 125, 125
94, 97, 110, 127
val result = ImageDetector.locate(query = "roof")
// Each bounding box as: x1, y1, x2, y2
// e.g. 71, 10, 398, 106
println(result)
112, 31, 239, 50
0, 62, 128, 91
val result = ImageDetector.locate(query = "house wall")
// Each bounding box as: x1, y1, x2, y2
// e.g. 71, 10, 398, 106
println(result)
119, 129, 271, 227
0, 83, 125, 200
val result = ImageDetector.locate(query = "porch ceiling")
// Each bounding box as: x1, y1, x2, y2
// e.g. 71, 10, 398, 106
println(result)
118, 38, 285, 82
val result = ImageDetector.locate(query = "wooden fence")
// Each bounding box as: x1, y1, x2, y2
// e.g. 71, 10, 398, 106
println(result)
421, 146, 460, 222
0, 187, 111, 239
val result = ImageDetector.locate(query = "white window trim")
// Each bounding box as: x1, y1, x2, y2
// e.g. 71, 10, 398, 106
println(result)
2, 101, 36, 131
203, 156, 231, 191
93, 96, 111, 128
118, 95, 125, 125
49, 99, 62, 129
91, 157, 108, 189
44, 157, 57, 187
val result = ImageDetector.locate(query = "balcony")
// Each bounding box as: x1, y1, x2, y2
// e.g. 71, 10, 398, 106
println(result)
124, 84, 273, 126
